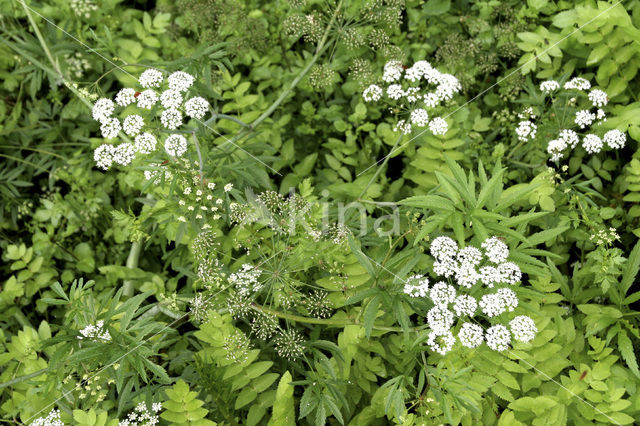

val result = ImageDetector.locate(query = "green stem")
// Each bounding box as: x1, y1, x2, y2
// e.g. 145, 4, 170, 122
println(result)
121, 241, 141, 298
203, 113, 251, 129
192, 132, 204, 177
19, 0, 63, 78
251, 303, 427, 333
0, 368, 48, 389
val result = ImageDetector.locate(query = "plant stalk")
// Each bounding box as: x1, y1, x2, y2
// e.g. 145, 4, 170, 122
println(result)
251, 303, 427, 333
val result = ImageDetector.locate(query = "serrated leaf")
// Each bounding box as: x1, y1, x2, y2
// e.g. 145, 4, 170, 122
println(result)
617, 331, 640, 378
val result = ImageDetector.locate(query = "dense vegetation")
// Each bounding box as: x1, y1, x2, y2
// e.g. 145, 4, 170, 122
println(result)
1, 0, 640, 425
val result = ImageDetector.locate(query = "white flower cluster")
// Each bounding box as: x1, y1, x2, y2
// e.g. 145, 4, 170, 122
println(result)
363, 60, 461, 136
408, 236, 536, 355
118, 402, 162, 426
515, 120, 537, 143
229, 264, 263, 297
403, 275, 429, 297
91, 70, 211, 170
538, 77, 626, 162
78, 320, 111, 342
30, 409, 64, 426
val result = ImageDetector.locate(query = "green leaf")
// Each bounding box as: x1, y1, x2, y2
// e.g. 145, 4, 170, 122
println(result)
348, 236, 377, 279
423, 0, 450, 15
621, 239, 640, 294
363, 294, 381, 338
269, 372, 295, 426
617, 331, 640, 378
235, 388, 258, 409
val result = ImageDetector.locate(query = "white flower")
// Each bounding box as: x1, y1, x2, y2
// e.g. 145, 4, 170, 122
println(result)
575, 110, 595, 129
144, 166, 172, 184
429, 117, 447, 135
387, 84, 404, 100
582, 134, 603, 154
137, 89, 158, 109
229, 264, 262, 296
115, 88, 136, 107
485, 324, 511, 351
363, 84, 383, 102
113, 143, 136, 166
497, 287, 518, 312
134, 132, 157, 154
515, 120, 537, 142
436, 73, 461, 95
92, 98, 114, 122
453, 295, 477, 317
139, 68, 164, 88
404, 66, 422, 82
164, 134, 187, 157
603, 129, 626, 149
478, 265, 501, 288
404, 87, 421, 103
393, 119, 412, 135
224, 183, 233, 192
412, 60, 432, 77
184, 97, 210, 119
160, 89, 183, 109
430, 236, 458, 260
160, 108, 183, 130
479, 293, 506, 317
207, 182, 216, 190
429, 281, 456, 306
427, 329, 456, 355
123, 114, 144, 136
382, 60, 403, 82
410, 108, 429, 127
455, 262, 479, 288
78, 320, 111, 342
497, 262, 522, 285
433, 257, 459, 278
456, 246, 482, 266
30, 409, 64, 426
427, 305, 454, 332
403, 275, 429, 297
547, 138, 566, 161
559, 129, 579, 149
458, 323, 483, 348
94, 144, 115, 170
423, 92, 439, 108
436, 83, 455, 101
509, 315, 537, 343
539, 80, 559, 93
482, 236, 509, 264
423, 67, 442, 85
588, 89, 608, 107
597, 108, 606, 120
564, 77, 591, 90
168, 71, 195, 92
152, 402, 163, 413
100, 117, 121, 139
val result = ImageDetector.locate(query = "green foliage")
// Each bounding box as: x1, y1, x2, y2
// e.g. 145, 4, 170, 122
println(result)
162, 380, 217, 425
1, 0, 640, 425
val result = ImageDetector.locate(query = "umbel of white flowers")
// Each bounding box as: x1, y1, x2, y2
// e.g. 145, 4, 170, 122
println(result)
91, 70, 211, 170
529, 76, 626, 162
403, 236, 537, 355
362, 60, 461, 136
